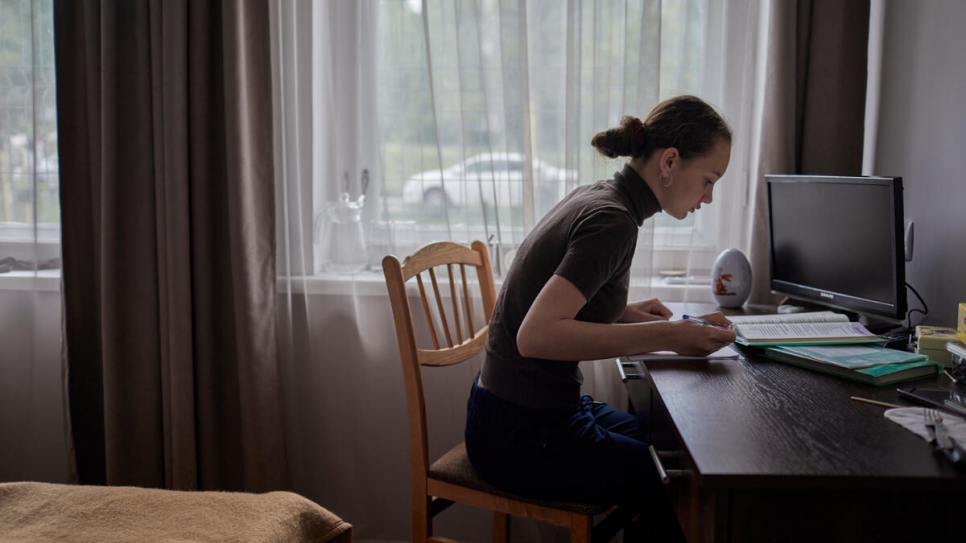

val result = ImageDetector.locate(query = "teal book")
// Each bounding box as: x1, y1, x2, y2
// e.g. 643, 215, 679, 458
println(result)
760, 344, 943, 386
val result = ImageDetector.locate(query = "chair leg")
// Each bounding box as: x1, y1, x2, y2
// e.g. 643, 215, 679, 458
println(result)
413, 495, 431, 543
492, 511, 509, 543
571, 514, 592, 543
590, 506, 636, 543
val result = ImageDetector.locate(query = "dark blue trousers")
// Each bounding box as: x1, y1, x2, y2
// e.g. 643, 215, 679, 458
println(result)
465, 375, 684, 539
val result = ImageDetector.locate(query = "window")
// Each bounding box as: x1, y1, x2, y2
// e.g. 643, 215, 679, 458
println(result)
371, 0, 731, 274
277, 0, 757, 285
0, 0, 60, 259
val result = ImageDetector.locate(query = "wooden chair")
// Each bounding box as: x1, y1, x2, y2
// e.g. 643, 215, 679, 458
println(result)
382, 240, 625, 543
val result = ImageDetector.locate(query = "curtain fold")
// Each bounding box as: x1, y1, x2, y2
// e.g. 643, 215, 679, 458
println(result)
54, 0, 287, 491
747, 0, 870, 304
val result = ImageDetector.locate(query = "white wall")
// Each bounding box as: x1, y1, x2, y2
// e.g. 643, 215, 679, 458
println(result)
0, 287, 69, 483
873, 0, 966, 327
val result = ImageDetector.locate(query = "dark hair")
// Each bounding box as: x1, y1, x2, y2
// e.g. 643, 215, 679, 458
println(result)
590, 95, 732, 161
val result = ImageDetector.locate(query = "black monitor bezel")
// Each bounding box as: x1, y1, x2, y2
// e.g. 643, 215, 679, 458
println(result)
765, 174, 907, 322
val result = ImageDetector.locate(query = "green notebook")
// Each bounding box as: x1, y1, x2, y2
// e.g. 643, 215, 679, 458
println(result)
760, 344, 943, 386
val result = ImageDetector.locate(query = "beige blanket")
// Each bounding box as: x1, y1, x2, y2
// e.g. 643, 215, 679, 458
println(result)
0, 482, 351, 543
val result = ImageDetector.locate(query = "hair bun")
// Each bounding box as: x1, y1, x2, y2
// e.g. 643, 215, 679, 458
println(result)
626, 116, 646, 154
591, 96, 731, 161
591, 116, 646, 159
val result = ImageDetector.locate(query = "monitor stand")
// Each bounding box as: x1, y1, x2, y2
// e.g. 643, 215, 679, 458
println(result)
833, 309, 904, 335
855, 314, 905, 335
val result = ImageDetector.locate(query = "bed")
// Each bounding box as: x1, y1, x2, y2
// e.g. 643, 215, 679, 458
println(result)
0, 481, 352, 542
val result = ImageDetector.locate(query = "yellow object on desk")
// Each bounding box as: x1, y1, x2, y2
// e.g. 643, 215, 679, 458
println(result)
915, 325, 960, 366
958, 302, 966, 344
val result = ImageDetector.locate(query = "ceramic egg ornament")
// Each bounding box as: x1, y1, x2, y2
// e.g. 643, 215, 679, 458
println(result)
712, 248, 752, 308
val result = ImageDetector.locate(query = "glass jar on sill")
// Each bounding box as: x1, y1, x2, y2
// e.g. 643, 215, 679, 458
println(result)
316, 199, 368, 274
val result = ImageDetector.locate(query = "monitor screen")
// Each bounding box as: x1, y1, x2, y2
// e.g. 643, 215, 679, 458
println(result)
766, 175, 906, 322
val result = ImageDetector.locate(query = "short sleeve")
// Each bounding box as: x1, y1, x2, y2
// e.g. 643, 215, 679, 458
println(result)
554, 207, 638, 301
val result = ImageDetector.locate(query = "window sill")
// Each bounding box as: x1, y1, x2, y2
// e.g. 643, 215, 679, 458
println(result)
276, 271, 392, 296
0, 269, 61, 291
276, 271, 715, 302
0, 269, 714, 301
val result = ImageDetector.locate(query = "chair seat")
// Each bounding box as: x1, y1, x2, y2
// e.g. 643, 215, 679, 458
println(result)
428, 442, 610, 517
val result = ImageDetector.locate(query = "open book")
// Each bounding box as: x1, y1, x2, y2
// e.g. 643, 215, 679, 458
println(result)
729, 311, 883, 346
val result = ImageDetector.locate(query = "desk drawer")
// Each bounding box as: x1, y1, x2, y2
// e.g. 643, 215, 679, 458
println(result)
623, 361, 725, 543
651, 418, 726, 541
616, 359, 649, 416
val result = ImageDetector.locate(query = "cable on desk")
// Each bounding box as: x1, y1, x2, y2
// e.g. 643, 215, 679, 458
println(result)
905, 282, 928, 329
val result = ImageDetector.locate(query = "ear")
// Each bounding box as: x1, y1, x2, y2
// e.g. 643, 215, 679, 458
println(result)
659, 147, 679, 176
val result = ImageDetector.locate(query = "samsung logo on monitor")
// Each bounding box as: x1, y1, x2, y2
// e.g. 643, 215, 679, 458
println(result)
820, 292, 835, 300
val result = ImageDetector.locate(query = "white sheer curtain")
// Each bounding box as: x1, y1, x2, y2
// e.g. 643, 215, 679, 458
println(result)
0, 0, 67, 484
273, 1, 759, 541
373, 0, 758, 287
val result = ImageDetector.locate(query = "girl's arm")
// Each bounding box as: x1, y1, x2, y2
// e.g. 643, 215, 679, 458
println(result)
619, 298, 674, 323
517, 274, 735, 360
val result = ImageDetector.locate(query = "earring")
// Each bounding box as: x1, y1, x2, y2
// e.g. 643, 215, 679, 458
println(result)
663, 174, 674, 188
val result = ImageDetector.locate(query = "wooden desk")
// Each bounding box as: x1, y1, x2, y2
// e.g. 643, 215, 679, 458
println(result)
620, 305, 966, 542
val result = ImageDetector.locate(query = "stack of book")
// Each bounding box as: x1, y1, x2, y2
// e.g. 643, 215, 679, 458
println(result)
730, 311, 943, 386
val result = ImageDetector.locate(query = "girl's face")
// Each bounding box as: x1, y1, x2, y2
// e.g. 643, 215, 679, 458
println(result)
661, 138, 732, 220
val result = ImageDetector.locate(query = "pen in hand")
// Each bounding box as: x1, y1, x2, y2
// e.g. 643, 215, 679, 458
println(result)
682, 314, 732, 330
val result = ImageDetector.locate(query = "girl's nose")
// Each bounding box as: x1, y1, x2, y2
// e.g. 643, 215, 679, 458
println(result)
703, 187, 714, 204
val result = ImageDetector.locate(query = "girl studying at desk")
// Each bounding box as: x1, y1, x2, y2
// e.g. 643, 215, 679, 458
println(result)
465, 95, 736, 540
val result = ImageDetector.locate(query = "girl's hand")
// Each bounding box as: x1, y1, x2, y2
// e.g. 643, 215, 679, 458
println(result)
620, 298, 673, 323
694, 311, 733, 329
668, 312, 736, 356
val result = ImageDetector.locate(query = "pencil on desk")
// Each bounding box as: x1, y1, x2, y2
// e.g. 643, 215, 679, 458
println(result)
850, 396, 902, 409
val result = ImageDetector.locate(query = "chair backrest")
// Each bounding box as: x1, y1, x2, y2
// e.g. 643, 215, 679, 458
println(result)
382, 240, 497, 482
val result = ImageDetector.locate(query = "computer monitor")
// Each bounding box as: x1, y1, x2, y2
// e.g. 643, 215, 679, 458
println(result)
765, 174, 907, 326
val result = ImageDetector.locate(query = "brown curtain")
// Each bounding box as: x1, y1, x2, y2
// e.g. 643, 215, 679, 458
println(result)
748, 0, 870, 304
54, 0, 288, 491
